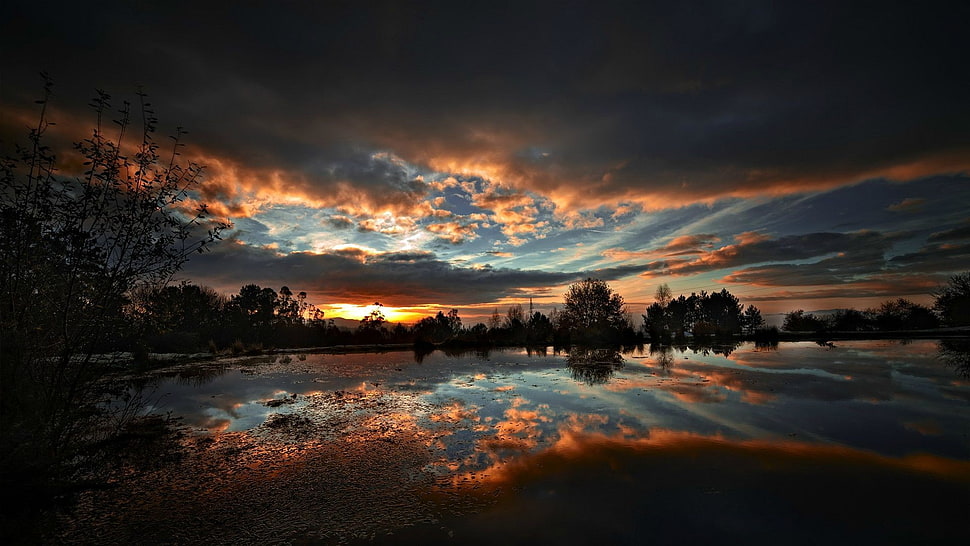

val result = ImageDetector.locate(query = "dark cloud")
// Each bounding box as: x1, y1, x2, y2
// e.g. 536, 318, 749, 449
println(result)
718, 234, 966, 297
722, 251, 888, 287
887, 242, 970, 273
928, 221, 970, 243
637, 228, 963, 301
3, 1, 968, 211
643, 231, 900, 279
178, 232, 658, 306
375, 251, 437, 264
738, 281, 941, 302
180, 240, 591, 306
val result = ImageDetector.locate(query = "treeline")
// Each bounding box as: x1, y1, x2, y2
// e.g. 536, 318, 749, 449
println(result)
643, 285, 767, 341
780, 273, 970, 334
641, 273, 970, 341
131, 283, 335, 353
785, 300, 936, 333
134, 273, 970, 354
130, 278, 643, 354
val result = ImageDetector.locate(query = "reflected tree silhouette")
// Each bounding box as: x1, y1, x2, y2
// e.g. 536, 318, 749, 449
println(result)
567, 347, 624, 385
413, 345, 492, 363
937, 339, 970, 378
412, 345, 434, 363
526, 346, 548, 357
754, 339, 779, 351
649, 345, 675, 372
169, 364, 234, 386
686, 341, 741, 357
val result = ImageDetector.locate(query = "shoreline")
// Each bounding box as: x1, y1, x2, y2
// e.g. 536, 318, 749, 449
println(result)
119, 328, 970, 366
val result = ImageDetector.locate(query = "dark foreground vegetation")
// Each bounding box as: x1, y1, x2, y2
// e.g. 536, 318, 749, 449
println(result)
3, 81, 969, 544
1, 79, 229, 540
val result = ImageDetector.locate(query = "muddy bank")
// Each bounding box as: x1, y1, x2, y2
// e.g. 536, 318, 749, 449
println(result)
55, 388, 489, 545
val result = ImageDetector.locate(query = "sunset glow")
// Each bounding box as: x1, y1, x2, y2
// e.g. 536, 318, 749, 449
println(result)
323, 303, 426, 324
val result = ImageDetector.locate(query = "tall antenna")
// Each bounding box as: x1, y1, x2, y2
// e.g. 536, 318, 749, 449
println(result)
529, 297, 534, 316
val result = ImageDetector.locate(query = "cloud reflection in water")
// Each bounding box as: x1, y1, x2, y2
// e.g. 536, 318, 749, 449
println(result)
121, 340, 970, 544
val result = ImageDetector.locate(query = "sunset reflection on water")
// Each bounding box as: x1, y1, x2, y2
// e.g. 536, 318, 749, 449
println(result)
82, 339, 970, 545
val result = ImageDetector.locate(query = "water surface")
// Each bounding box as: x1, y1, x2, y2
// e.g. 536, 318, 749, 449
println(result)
60, 340, 969, 544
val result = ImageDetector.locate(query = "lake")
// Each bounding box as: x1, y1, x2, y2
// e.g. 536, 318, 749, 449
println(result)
57, 340, 969, 545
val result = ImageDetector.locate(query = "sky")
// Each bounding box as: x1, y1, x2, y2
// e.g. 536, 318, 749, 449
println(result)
2, 1, 969, 325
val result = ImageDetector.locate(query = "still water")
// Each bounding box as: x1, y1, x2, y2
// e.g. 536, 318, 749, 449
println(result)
61, 340, 969, 545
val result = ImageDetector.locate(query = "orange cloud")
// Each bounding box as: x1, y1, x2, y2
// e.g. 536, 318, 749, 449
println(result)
178, 147, 438, 224
666, 233, 721, 250
425, 221, 480, 244
603, 233, 721, 262
357, 213, 418, 235
560, 210, 605, 231
887, 197, 926, 212
386, 122, 970, 223
472, 425, 970, 495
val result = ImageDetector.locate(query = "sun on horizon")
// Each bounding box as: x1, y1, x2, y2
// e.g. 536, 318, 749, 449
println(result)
322, 303, 429, 325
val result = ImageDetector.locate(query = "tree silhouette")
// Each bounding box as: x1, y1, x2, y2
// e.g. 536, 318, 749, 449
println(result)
644, 284, 673, 340
934, 272, 970, 327
643, 301, 668, 339
643, 287, 757, 340
829, 308, 873, 332
526, 311, 554, 345
275, 286, 301, 326
131, 282, 225, 352
873, 298, 938, 331
560, 278, 626, 344
504, 303, 525, 329
695, 289, 743, 335
488, 307, 502, 330
446, 308, 462, 334
741, 304, 765, 334
782, 310, 827, 332
412, 308, 463, 345
357, 302, 389, 342
228, 284, 279, 337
